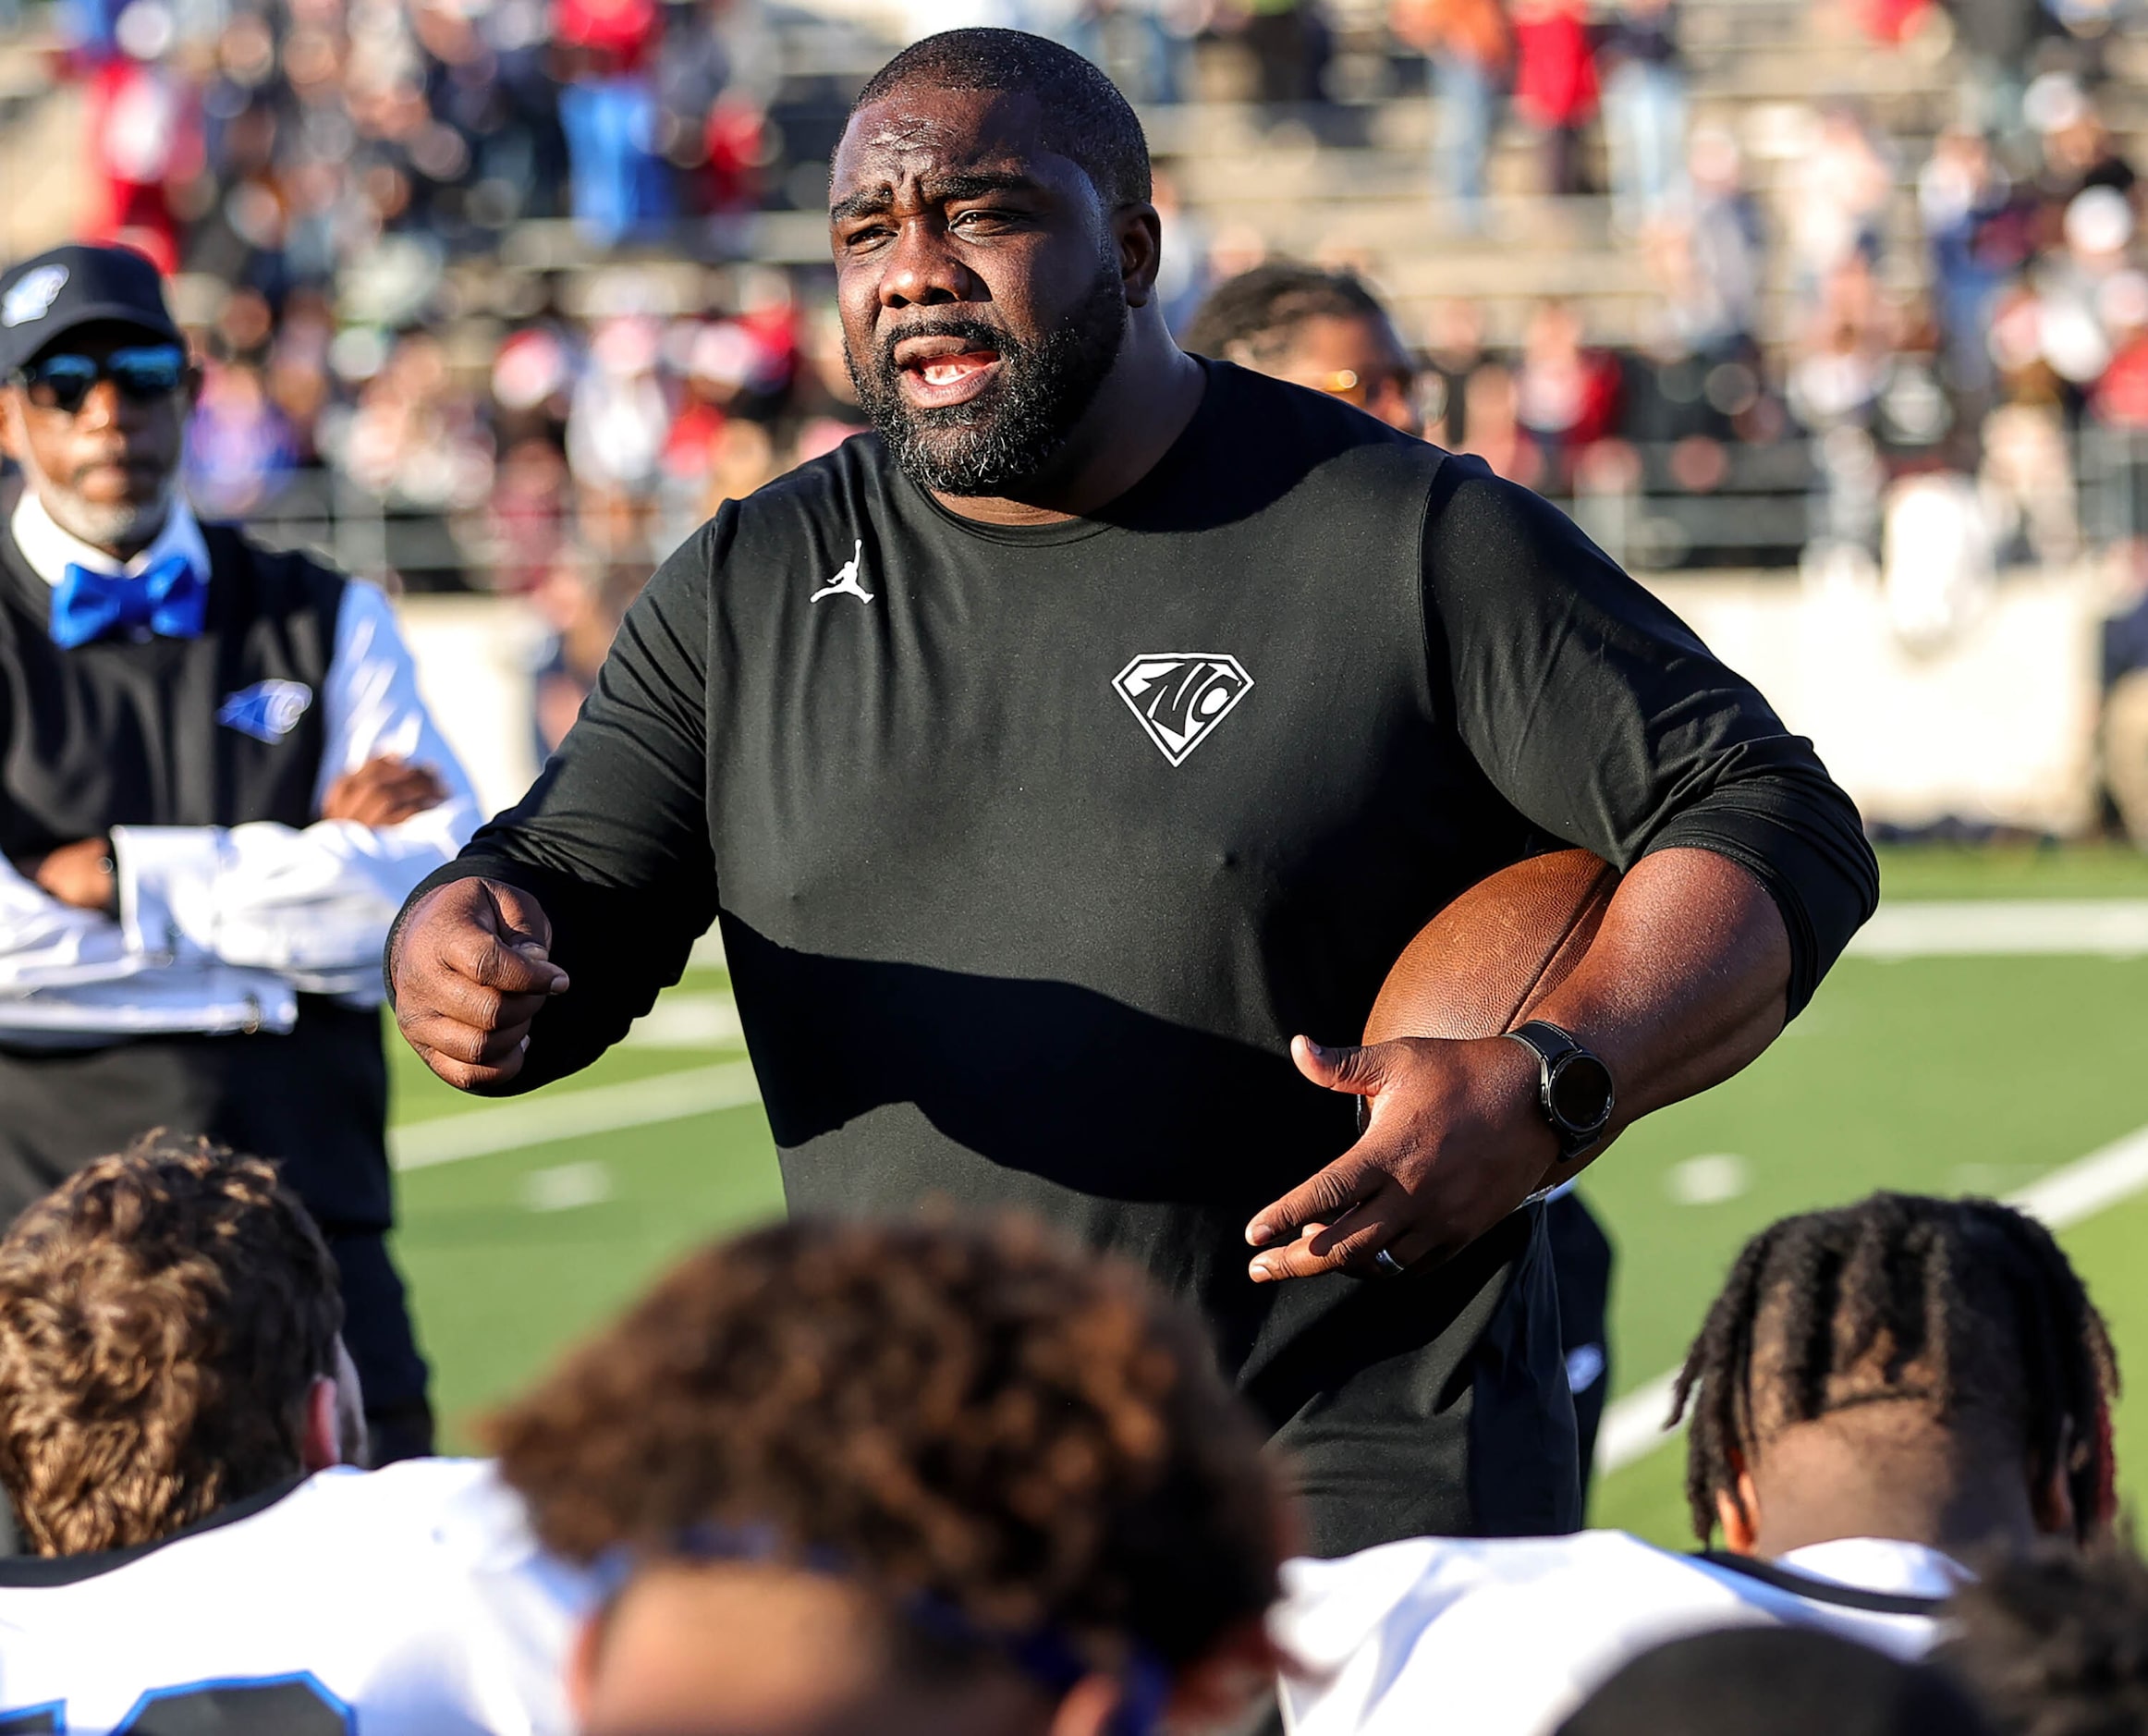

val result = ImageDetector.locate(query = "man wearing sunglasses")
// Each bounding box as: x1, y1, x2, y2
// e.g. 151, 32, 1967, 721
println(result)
0, 242, 480, 1463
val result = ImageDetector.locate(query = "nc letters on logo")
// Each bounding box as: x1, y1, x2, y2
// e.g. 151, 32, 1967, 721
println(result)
217, 679, 312, 743
1113, 653, 1253, 764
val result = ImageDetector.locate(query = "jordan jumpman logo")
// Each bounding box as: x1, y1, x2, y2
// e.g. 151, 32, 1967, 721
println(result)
811, 540, 873, 604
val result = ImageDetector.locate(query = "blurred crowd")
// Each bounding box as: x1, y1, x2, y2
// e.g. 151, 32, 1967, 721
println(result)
28, 0, 2148, 756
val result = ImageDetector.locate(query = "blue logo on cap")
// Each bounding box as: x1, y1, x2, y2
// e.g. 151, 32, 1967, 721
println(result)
217, 679, 311, 743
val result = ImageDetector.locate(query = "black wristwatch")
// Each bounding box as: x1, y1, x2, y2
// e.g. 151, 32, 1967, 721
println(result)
1505, 1021, 1616, 1161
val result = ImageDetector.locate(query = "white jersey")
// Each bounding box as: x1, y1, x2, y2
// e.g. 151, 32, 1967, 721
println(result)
0, 1460, 589, 1735
1274, 1530, 1965, 1736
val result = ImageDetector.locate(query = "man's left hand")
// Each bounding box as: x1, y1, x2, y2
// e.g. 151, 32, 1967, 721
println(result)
1244, 1033, 1556, 1282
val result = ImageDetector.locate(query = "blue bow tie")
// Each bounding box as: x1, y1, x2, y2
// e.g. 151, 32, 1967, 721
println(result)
50, 553, 207, 650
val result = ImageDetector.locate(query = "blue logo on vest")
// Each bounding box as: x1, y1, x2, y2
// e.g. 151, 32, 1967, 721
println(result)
217, 679, 312, 743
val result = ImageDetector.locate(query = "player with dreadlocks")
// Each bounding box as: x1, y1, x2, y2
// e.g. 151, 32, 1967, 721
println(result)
1272, 1192, 2119, 1736
1674, 1192, 2115, 1561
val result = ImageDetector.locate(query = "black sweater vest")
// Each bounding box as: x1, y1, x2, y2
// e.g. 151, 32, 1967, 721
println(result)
0, 515, 342, 854
0, 510, 392, 1230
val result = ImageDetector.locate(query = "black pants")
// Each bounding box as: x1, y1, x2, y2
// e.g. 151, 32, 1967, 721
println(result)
1266, 1204, 1583, 1559
0, 1002, 433, 1460
1546, 1189, 1615, 1506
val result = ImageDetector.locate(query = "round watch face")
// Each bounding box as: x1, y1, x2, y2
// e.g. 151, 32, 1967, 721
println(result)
1547, 1052, 1616, 1134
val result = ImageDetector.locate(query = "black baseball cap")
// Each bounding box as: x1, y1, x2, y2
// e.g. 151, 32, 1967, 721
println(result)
0, 243, 182, 378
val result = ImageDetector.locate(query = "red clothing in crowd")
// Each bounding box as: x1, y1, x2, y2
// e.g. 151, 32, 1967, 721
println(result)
84, 58, 201, 270
554, 0, 660, 71
2095, 338, 2148, 430
1511, 0, 1598, 128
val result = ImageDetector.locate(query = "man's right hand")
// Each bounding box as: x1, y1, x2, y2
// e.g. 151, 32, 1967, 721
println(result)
322, 756, 448, 828
390, 877, 569, 1091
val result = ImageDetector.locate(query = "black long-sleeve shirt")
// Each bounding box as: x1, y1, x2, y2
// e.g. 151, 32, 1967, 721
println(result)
401, 360, 1875, 1547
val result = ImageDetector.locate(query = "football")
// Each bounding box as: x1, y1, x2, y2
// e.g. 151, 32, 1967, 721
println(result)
1362, 850, 1620, 1045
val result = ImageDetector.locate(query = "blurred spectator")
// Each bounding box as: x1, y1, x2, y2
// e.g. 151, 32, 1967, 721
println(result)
336, 330, 494, 519
555, 0, 673, 244
1920, 128, 2034, 396
2026, 75, 2135, 208
2105, 552, 2148, 844
1461, 361, 1544, 483
1511, 0, 1596, 196
1516, 299, 1623, 485
1394, 0, 1509, 232
185, 359, 299, 517
85, 2, 200, 270
1241, 0, 1328, 104
1422, 295, 1491, 446
1056, 0, 1191, 106
1648, 125, 1765, 360
1883, 470, 1995, 650
568, 315, 671, 556
531, 559, 647, 754
1596, 0, 1686, 234
1182, 261, 1422, 432
1945, 0, 2044, 138
1786, 105, 1896, 305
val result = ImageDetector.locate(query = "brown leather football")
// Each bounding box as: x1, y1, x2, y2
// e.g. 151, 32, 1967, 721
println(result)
1363, 850, 1619, 1045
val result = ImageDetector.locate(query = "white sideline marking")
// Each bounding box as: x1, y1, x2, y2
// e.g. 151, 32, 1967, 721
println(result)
520, 1160, 615, 1213
625, 992, 744, 1049
1849, 900, 2148, 959
1597, 1119, 2148, 1476
388, 1059, 763, 1172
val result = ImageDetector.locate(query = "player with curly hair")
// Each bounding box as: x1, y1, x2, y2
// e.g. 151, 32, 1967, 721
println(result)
1935, 1540, 2148, 1736
1275, 1192, 2118, 1736
0, 1134, 585, 1734
490, 1214, 1287, 1736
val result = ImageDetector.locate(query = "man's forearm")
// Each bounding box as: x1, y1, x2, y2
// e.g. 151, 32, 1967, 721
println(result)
1526, 845, 1792, 1187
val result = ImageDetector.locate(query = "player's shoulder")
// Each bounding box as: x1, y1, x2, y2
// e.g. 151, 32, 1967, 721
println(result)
281, 1458, 543, 1559
1281, 1529, 1693, 1629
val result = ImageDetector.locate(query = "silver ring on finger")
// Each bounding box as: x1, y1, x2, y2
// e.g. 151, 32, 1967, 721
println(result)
1373, 1247, 1410, 1279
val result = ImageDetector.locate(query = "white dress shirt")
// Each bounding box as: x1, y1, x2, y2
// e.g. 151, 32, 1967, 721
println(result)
1273, 1530, 1967, 1736
0, 491, 482, 1039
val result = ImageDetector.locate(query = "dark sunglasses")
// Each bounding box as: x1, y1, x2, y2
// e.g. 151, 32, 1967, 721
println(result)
15, 345, 189, 414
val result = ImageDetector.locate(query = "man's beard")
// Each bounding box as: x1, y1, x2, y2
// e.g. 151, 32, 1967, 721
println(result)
847, 255, 1129, 496
21, 445, 175, 553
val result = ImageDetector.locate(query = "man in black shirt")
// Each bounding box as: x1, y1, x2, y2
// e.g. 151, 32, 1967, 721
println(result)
389, 30, 1875, 1554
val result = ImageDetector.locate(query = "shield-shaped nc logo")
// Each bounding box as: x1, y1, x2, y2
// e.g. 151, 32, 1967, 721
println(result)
1113, 653, 1253, 765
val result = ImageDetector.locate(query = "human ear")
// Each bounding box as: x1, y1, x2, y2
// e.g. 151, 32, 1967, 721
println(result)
300, 1375, 343, 1472
1715, 1456, 1763, 1556
2031, 1423, 2083, 1540
0, 394, 24, 464
1116, 204, 1165, 305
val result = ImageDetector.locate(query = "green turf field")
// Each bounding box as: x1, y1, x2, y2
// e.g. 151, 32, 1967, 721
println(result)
388, 844, 2148, 1540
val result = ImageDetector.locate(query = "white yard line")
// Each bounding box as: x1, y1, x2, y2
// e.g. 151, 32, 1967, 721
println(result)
388, 1059, 763, 1172
1597, 1118, 2148, 1476
1848, 900, 2148, 959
